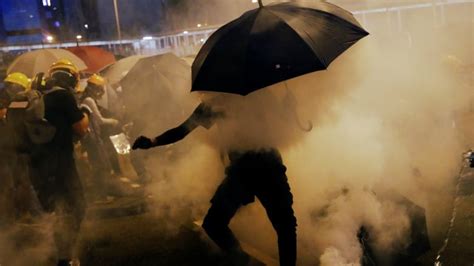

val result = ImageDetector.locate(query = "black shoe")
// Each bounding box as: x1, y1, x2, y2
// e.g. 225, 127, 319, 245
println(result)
57, 259, 70, 266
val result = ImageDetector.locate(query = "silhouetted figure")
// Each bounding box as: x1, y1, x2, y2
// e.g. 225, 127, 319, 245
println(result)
2, 72, 43, 221
28, 60, 89, 266
133, 102, 297, 266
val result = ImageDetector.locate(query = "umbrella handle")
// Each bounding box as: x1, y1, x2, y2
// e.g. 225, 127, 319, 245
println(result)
284, 82, 313, 132
295, 114, 313, 132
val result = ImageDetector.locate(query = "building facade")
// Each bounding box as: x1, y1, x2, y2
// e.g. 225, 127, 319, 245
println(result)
0, 0, 166, 45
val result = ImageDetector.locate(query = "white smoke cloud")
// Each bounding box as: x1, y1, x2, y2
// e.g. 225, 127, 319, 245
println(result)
135, 1, 474, 265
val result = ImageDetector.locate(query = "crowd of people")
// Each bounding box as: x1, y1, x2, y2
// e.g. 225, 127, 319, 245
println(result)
0, 59, 127, 266
0, 57, 300, 266
0, 56, 301, 266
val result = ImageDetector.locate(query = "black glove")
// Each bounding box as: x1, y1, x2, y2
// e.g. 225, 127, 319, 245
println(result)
132, 136, 154, 150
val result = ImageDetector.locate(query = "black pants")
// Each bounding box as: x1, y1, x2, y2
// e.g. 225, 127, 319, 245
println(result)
0, 154, 15, 226
10, 154, 43, 218
30, 152, 85, 259
202, 149, 297, 266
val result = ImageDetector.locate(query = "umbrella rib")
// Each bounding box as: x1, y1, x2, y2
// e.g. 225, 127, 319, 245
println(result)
244, 9, 268, 89
273, 2, 365, 29
192, 14, 254, 84
263, 8, 327, 67
268, 5, 368, 34
196, 10, 258, 91
265, 7, 368, 68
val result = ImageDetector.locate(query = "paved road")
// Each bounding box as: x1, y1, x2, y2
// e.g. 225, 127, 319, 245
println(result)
432, 169, 474, 265
77, 165, 474, 266
1, 168, 472, 266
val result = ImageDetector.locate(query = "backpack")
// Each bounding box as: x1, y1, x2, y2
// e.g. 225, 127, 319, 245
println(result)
7, 87, 65, 145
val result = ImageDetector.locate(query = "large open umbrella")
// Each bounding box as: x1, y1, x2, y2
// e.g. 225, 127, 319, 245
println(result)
192, 0, 369, 95
119, 53, 198, 136
68, 46, 116, 73
7, 49, 87, 77
100, 55, 146, 86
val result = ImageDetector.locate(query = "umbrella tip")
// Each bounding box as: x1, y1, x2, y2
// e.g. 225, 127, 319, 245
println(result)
258, 0, 263, 8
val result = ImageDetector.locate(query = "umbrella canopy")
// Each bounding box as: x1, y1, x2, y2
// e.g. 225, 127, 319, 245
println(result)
120, 53, 198, 135
364, 190, 431, 264
100, 55, 146, 86
7, 48, 87, 77
181, 55, 196, 67
192, 0, 369, 95
68, 46, 116, 73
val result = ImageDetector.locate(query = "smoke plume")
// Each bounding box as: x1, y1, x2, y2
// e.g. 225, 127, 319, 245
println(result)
143, 2, 473, 264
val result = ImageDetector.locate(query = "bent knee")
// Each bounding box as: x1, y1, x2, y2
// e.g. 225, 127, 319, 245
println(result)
202, 215, 219, 234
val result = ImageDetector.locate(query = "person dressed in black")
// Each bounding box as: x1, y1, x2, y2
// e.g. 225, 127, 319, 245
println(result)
28, 59, 89, 266
133, 101, 297, 266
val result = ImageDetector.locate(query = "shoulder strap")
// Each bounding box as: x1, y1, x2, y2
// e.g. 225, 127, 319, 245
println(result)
42, 86, 66, 95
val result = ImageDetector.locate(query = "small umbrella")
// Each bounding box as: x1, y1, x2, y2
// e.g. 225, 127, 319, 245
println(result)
68, 46, 116, 73
192, 0, 369, 95
7, 49, 87, 77
100, 55, 146, 86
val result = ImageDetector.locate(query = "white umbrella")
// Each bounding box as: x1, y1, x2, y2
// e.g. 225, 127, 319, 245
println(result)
7, 48, 87, 77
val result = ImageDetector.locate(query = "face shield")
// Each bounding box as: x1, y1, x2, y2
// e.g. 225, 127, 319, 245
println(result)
51, 70, 79, 91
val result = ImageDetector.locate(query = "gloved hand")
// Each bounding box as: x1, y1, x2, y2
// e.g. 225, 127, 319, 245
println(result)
111, 119, 120, 127
132, 136, 154, 150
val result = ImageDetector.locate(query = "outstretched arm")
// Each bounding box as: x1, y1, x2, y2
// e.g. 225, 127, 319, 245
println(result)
132, 120, 196, 150
132, 103, 221, 150
152, 117, 199, 146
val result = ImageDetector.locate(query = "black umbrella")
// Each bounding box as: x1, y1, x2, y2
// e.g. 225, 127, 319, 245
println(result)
192, 0, 369, 95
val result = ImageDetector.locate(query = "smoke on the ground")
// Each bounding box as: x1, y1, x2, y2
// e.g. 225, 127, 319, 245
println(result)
143, 2, 473, 265
0, 215, 56, 266
0, 1, 471, 265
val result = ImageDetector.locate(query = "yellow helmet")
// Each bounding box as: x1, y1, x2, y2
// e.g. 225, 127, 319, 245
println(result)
4, 72, 30, 90
49, 59, 79, 78
87, 74, 106, 87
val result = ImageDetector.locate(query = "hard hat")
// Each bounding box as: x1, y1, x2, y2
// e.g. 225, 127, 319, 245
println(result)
49, 59, 79, 77
4, 72, 30, 90
49, 59, 80, 90
87, 74, 106, 87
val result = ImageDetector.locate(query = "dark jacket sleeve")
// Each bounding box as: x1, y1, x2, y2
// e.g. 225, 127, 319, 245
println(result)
61, 90, 84, 125
153, 103, 220, 146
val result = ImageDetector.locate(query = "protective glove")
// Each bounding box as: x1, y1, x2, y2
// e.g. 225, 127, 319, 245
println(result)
111, 119, 120, 127
132, 136, 154, 150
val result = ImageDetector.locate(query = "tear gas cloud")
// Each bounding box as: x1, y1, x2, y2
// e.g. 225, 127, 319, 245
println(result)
0, 215, 56, 265
160, 0, 256, 32
1, 1, 470, 265
142, 1, 473, 265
